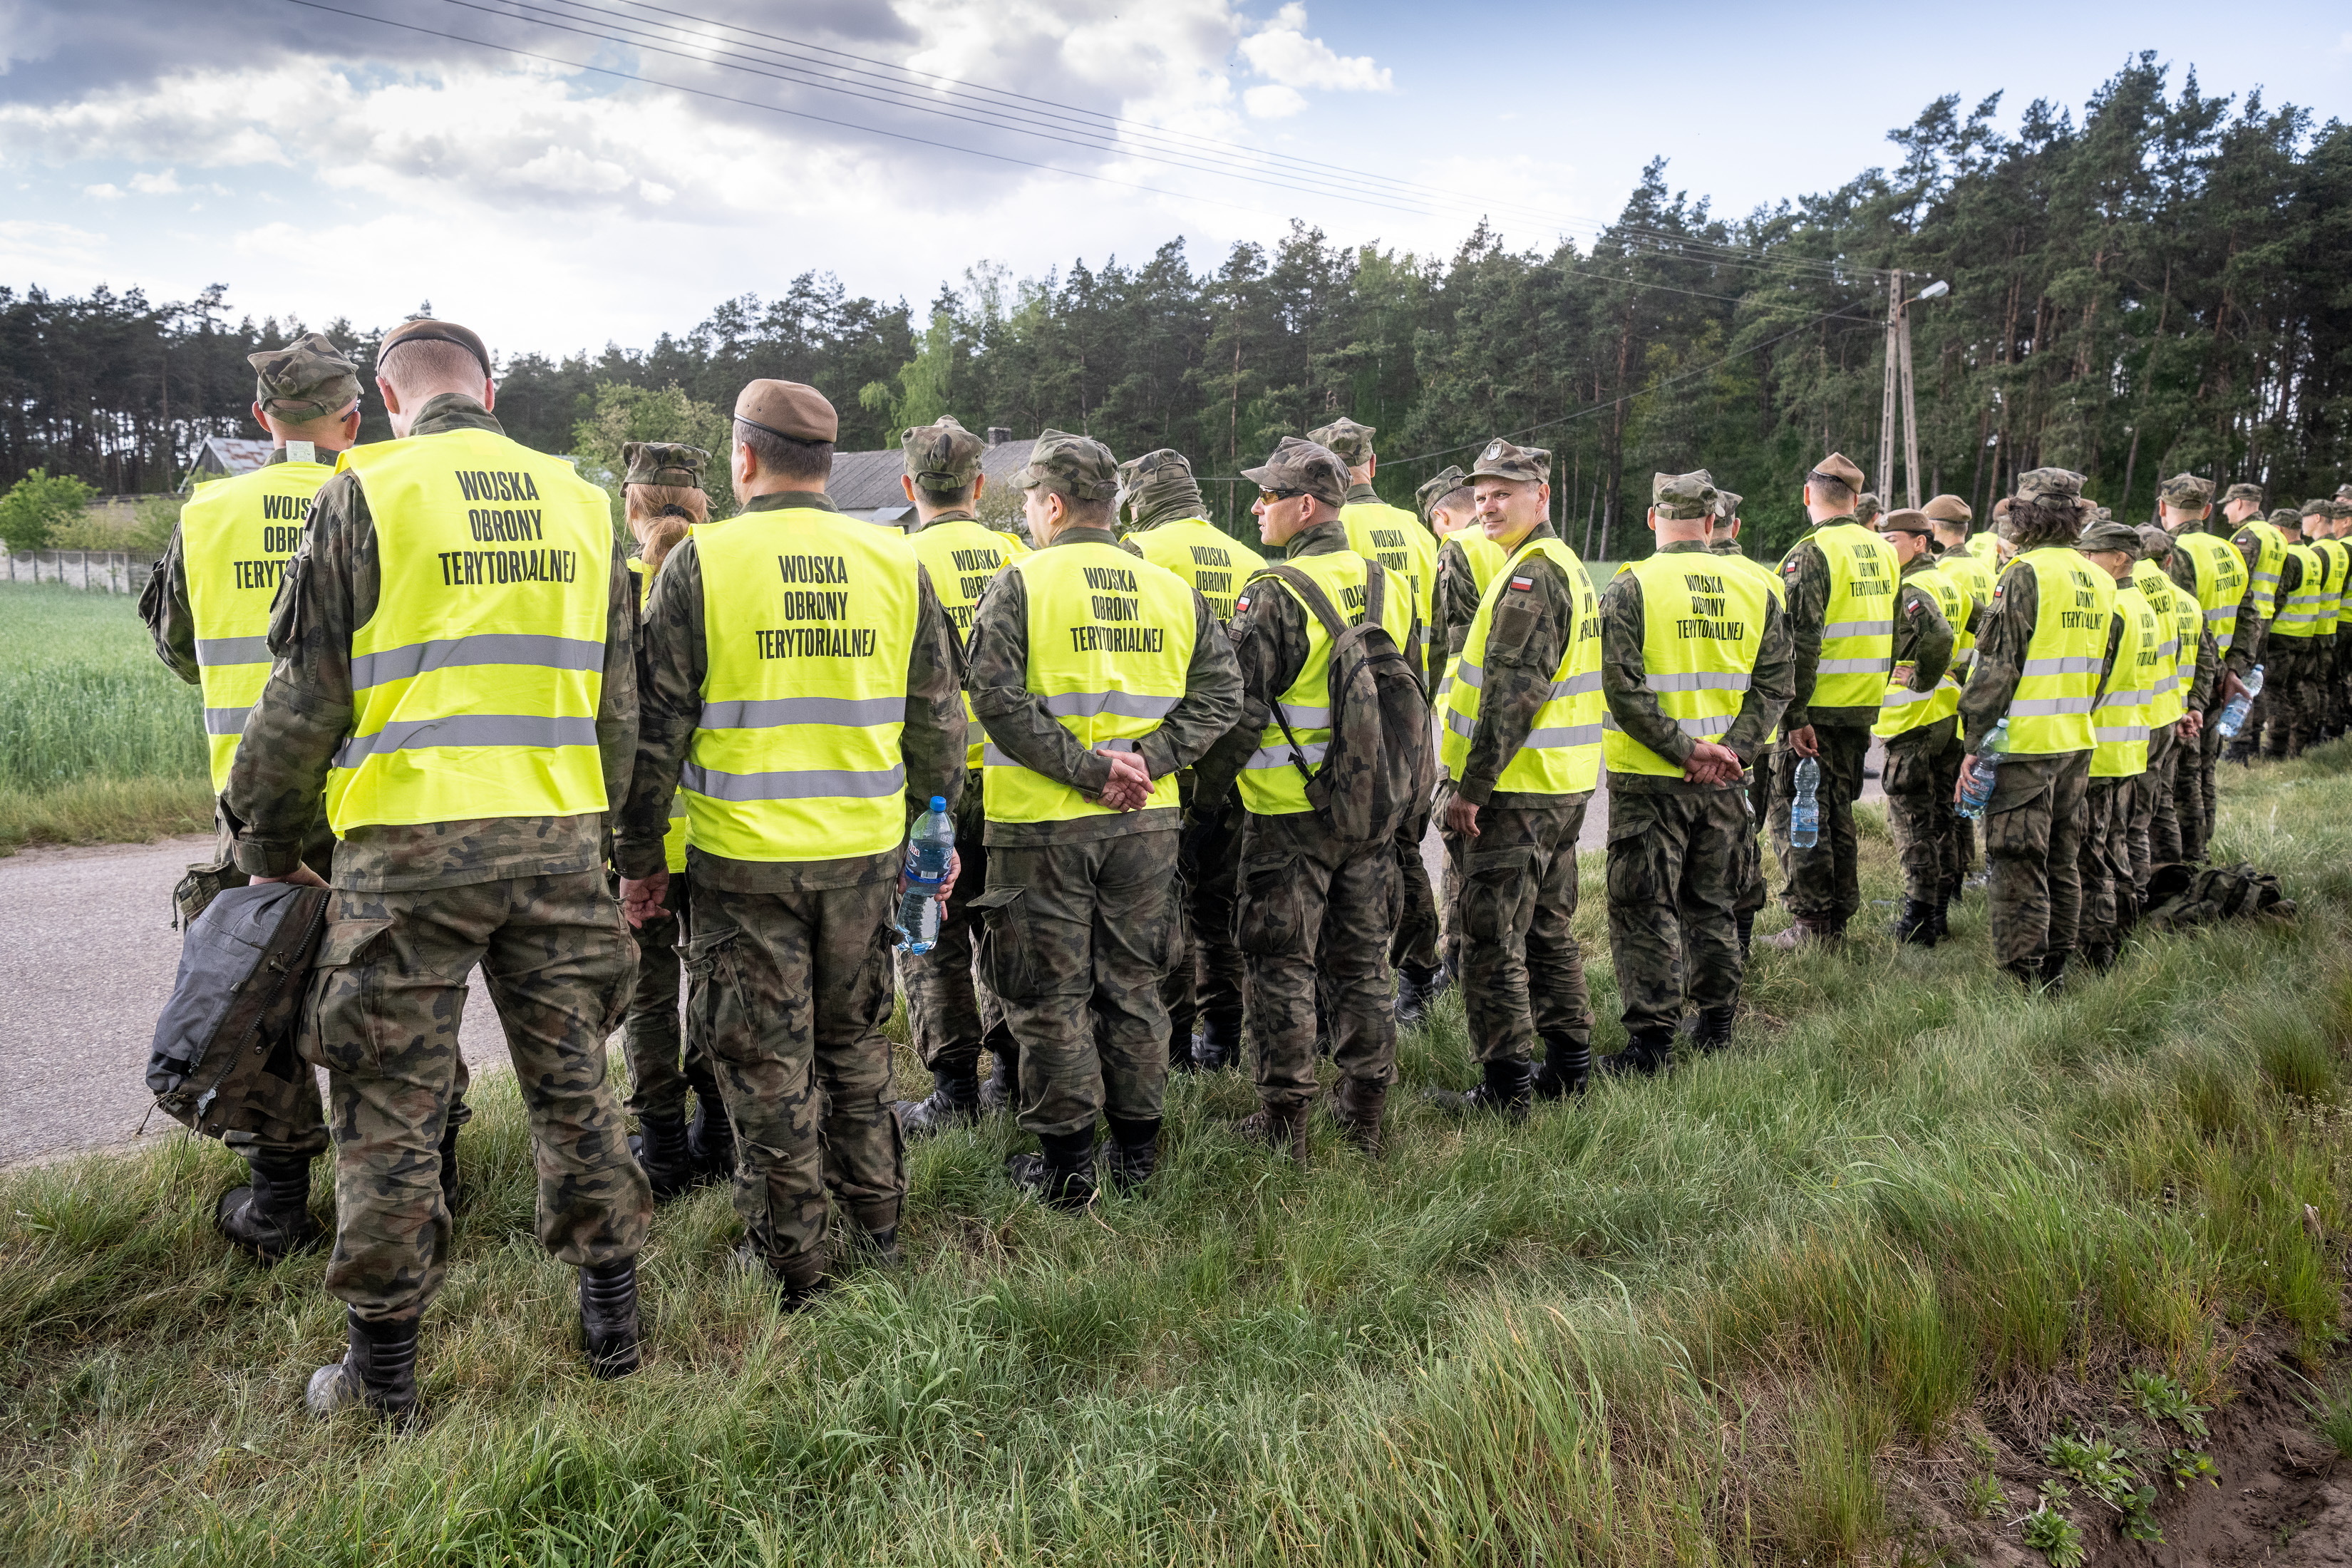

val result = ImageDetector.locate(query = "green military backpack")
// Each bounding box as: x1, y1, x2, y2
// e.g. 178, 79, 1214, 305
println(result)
2140, 861, 2296, 932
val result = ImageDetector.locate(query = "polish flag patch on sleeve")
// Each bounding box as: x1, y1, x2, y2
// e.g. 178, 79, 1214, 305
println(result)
1508, 574, 1536, 592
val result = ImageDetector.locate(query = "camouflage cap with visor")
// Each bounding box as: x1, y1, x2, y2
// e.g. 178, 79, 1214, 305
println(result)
1242, 436, 1349, 510
1469, 438, 1550, 486
1651, 469, 1718, 521
1854, 492, 1885, 526
621, 442, 708, 489
1415, 464, 1472, 524
1016, 428, 1121, 502
2014, 466, 2087, 503
2221, 482, 2266, 507
1118, 448, 1207, 530
248, 332, 361, 422
901, 416, 987, 490
2158, 473, 2214, 508
1306, 417, 1377, 468
2076, 518, 2143, 557
1714, 485, 1744, 520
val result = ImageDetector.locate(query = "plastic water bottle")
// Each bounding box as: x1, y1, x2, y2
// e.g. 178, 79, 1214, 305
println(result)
1789, 757, 1820, 848
2215, 663, 2265, 741
895, 796, 956, 955
1956, 717, 2009, 821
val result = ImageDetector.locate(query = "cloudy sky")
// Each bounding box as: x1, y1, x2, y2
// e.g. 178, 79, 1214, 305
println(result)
1, 0, 2346, 361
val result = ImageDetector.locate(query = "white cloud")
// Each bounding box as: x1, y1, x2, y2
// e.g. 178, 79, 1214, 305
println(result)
82, 181, 120, 199
1237, 4, 1390, 93
1244, 84, 1306, 118
128, 167, 182, 194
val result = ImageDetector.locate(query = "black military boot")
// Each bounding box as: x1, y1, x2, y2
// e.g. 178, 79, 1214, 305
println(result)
216, 1151, 324, 1263
1688, 1006, 1738, 1054
1427, 1058, 1534, 1121
1332, 1076, 1388, 1154
977, 1035, 1021, 1113
894, 1066, 981, 1140
2038, 951, 2070, 994
1530, 1033, 1592, 1100
1006, 1130, 1097, 1209
1105, 1116, 1161, 1193
1890, 898, 1939, 947
1393, 963, 1449, 1028
578, 1258, 641, 1379
686, 1090, 734, 1185
734, 1241, 828, 1310
1239, 1100, 1313, 1160
1601, 1027, 1676, 1078
1734, 910, 1755, 963
438, 1118, 463, 1215
628, 1111, 695, 1202
1192, 1015, 1242, 1071
306, 1309, 421, 1423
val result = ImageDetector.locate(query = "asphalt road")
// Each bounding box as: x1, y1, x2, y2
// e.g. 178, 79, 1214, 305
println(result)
1, 748, 1884, 1167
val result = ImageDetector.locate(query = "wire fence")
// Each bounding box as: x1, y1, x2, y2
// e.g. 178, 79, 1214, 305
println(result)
0, 551, 144, 594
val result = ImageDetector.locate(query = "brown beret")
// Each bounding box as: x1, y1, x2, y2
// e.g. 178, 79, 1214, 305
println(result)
734, 379, 837, 444
1921, 493, 1972, 525
378, 317, 491, 378
1810, 452, 1866, 491
1878, 507, 1934, 536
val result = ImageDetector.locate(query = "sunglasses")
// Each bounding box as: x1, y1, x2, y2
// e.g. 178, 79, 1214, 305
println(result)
1257, 488, 1304, 505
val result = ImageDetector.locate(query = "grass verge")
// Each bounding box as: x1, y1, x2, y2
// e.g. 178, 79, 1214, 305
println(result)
4, 746, 2350, 1565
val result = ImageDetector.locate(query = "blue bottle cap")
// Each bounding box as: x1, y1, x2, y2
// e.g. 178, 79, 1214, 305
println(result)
930, 795, 946, 810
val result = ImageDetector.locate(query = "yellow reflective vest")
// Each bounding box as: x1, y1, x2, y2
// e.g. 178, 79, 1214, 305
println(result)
1130, 517, 1263, 624
1342, 498, 1438, 669
1872, 563, 1966, 740
1938, 545, 1993, 670
1438, 537, 1604, 795
2271, 542, 2327, 640
908, 516, 1026, 768
2130, 559, 2191, 731
685, 506, 922, 862
2172, 530, 2250, 654
1234, 548, 1416, 817
2002, 547, 2113, 755
981, 541, 1197, 825
2239, 519, 2290, 621
1788, 521, 1899, 709
2092, 582, 2162, 778
328, 430, 612, 833
1434, 530, 1510, 703
1603, 551, 1772, 777
2313, 537, 2352, 634
179, 455, 336, 791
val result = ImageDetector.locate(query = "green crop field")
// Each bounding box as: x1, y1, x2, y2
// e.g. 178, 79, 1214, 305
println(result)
4, 749, 2351, 1565
0, 582, 212, 852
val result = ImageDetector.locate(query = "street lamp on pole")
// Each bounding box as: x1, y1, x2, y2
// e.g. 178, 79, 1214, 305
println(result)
1878, 274, 1951, 508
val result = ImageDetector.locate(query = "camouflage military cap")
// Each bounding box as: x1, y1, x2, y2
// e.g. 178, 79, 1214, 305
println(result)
378, 316, 492, 378
1016, 428, 1121, 502
248, 332, 361, 421
1241, 436, 1349, 510
1651, 470, 1718, 521
1469, 438, 1550, 486
1415, 464, 1472, 522
2301, 497, 2332, 518
2221, 483, 2264, 507
621, 442, 708, 489
735, 380, 837, 444
1921, 492, 1972, 525
1715, 486, 1743, 520
2014, 466, 2085, 502
2268, 507, 2303, 527
2157, 473, 2214, 507
900, 415, 986, 490
2137, 524, 2174, 560
1878, 507, 1934, 536
1118, 448, 1206, 520
1306, 417, 1377, 468
1810, 451, 1866, 491
1854, 492, 1884, 525
2077, 518, 2142, 557
2336, 495, 2352, 519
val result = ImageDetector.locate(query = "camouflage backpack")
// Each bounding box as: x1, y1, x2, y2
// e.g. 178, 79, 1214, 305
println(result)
2140, 861, 2296, 932
1255, 559, 1435, 847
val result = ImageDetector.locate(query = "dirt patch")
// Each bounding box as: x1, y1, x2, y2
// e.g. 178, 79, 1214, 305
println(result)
1891, 1334, 2348, 1565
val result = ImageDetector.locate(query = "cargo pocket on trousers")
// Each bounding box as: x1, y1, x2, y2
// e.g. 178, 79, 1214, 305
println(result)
1460, 847, 1535, 943
684, 935, 748, 1070
969, 887, 1039, 1002
300, 916, 394, 1073
1234, 855, 1308, 957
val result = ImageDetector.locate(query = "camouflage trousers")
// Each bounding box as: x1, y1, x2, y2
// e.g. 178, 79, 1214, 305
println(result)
1237, 809, 1398, 1109
1605, 786, 1747, 1034
897, 781, 1011, 1078
1983, 750, 2091, 982
690, 877, 904, 1269
2261, 641, 2326, 758
301, 870, 650, 1322
1882, 717, 1962, 908
2132, 723, 2182, 897
620, 870, 721, 1123
977, 830, 1177, 1140
1442, 792, 1593, 1067
1165, 788, 1246, 1050
1769, 723, 1873, 924
1388, 798, 1442, 977
2177, 701, 2224, 863
1735, 747, 1773, 917
2076, 773, 2140, 965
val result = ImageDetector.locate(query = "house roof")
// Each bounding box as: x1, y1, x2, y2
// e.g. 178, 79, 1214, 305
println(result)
825, 438, 1037, 522
195, 436, 274, 477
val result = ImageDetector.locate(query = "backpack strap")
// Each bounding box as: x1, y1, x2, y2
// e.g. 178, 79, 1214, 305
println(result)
1252, 560, 1380, 793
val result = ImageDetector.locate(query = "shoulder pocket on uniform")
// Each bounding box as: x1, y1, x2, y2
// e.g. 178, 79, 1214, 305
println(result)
969, 886, 1038, 1002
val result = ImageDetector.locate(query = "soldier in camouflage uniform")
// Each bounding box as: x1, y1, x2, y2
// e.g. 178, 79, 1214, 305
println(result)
1118, 448, 1266, 1072
222, 318, 653, 1418
2255, 507, 2319, 759
1194, 438, 1418, 1155
2296, 500, 2343, 743
1871, 508, 1960, 945
2158, 474, 2256, 862
1854, 492, 1884, 529
1924, 495, 1989, 900
965, 433, 1242, 1203
2075, 519, 2157, 969
1421, 464, 1487, 982
889, 416, 1025, 1137
1706, 489, 1780, 959
2217, 482, 2279, 763
1954, 468, 2120, 991
620, 381, 967, 1300
2132, 525, 2216, 892
1311, 418, 1448, 1026
1599, 473, 1793, 1074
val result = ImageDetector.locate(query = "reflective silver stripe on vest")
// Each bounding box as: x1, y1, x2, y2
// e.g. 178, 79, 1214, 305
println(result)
2205, 606, 2239, 623
2021, 655, 2103, 676
2253, 569, 2281, 583
1277, 701, 1332, 728
1525, 723, 1605, 748
1042, 690, 1181, 721
1645, 671, 1750, 693
1879, 686, 1936, 707
699, 695, 905, 728
1444, 708, 1475, 741
2156, 638, 2180, 657
681, 760, 907, 801
1816, 657, 1891, 674
2094, 726, 2149, 743
1453, 658, 1485, 692
2008, 696, 2097, 716
351, 633, 606, 690
203, 706, 251, 736
2095, 690, 2152, 711
1602, 713, 1735, 738
195, 635, 273, 667
1244, 741, 1326, 770
1552, 670, 1604, 698
2150, 672, 2180, 693
1821, 619, 1893, 638
334, 713, 599, 768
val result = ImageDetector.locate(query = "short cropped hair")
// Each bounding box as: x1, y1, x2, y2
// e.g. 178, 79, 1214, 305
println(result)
378, 338, 484, 395
736, 419, 833, 485
1807, 472, 1856, 512
917, 480, 976, 508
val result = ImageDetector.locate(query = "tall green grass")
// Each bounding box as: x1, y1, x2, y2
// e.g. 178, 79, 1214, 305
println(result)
3, 735, 2349, 1564
0, 582, 209, 849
